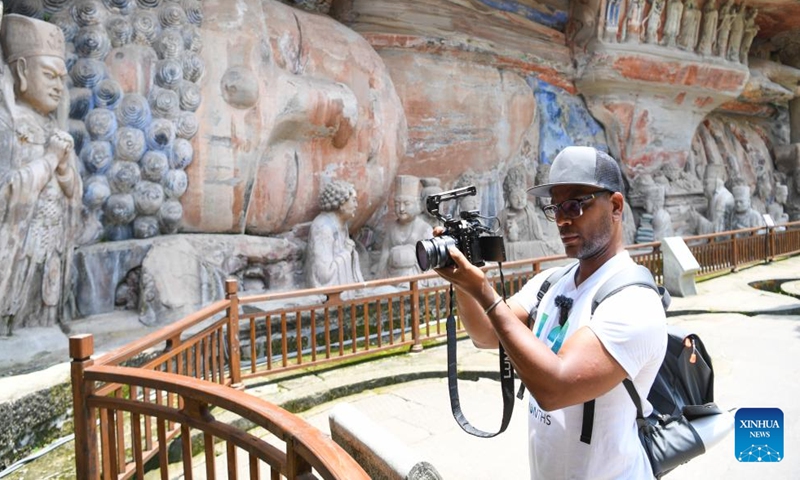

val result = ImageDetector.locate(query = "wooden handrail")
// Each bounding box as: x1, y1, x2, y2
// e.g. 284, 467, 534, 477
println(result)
95, 299, 231, 366
84, 365, 370, 479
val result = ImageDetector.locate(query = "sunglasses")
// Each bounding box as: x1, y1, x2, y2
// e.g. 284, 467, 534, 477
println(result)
541, 191, 610, 222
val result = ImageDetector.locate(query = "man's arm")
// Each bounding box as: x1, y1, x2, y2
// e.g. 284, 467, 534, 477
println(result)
451, 284, 529, 349
437, 246, 628, 412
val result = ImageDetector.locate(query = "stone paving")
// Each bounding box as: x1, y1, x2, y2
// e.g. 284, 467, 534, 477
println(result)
244, 256, 800, 479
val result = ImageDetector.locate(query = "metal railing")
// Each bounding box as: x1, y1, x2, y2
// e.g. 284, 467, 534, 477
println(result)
70, 221, 800, 478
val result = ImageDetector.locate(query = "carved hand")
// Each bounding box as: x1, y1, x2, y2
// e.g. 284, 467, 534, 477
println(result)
48, 130, 74, 173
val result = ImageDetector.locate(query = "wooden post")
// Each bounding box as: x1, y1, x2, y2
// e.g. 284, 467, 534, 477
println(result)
226, 279, 242, 388
731, 234, 739, 272
70, 334, 99, 480
410, 279, 422, 352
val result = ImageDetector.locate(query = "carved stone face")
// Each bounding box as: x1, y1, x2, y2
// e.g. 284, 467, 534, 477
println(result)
776, 185, 788, 204
338, 192, 358, 221
394, 195, 420, 223
703, 176, 716, 198
508, 189, 527, 210
16, 55, 67, 115
459, 195, 480, 212
734, 192, 751, 213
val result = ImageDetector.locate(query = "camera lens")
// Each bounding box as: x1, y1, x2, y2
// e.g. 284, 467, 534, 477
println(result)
416, 235, 457, 271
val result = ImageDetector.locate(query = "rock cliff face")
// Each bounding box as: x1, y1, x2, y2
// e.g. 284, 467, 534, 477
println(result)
1, 0, 799, 332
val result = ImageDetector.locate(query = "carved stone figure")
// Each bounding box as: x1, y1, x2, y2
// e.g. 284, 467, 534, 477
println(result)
787, 167, 800, 221
604, 0, 624, 42
453, 171, 480, 215
419, 177, 444, 227
752, 173, 773, 214
306, 180, 364, 289
622, 0, 646, 43
499, 165, 544, 244
533, 165, 565, 254
662, 0, 685, 48
376, 175, 432, 278
716, 0, 736, 57
645, 0, 667, 44
705, 164, 734, 232
731, 185, 766, 231
768, 184, 790, 224
644, 184, 675, 240
0, 14, 82, 335
727, 4, 746, 62
739, 8, 759, 64
697, 0, 719, 56
677, 0, 702, 51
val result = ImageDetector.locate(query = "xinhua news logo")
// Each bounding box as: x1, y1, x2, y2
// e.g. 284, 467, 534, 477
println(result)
735, 408, 783, 463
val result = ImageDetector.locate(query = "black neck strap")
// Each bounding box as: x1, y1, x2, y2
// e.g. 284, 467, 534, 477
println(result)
446, 265, 516, 438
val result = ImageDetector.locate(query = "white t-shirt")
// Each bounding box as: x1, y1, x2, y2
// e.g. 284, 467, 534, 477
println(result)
510, 251, 667, 480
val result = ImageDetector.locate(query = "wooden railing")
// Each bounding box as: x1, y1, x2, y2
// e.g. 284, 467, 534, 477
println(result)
70, 283, 368, 479
70, 221, 800, 478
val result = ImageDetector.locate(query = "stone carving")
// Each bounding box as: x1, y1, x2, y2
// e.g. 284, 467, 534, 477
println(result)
306, 180, 364, 289
768, 184, 790, 224
787, 165, 800, 221
731, 185, 766, 231
752, 172, 773, 214
705, 164, 734, 232
645, 0, 667, 44
716, 0, 736, 57
499, 165, 544, 244
654, 162, 702, 193
645, 183, 675, 240
635, 213, 655, 243
419, 177, 444, 227
622, 0, 645, 43
739, 7, 759, 64
622, 200, 638, 245
697, 0, 719, 56
677, 0, 701, 51
376, 175, 432, 279
453, 171, 480, 214
604, 0, 624, 42
662, 0, 685, 48
727, 4, 745, 62
0, 14, 83, 335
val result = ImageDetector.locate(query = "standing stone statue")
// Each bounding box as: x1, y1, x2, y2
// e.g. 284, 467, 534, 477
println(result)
662, 0, 685, 48
499, 165, 544, 243
622, 0, 646, 43
787, 166, 800, 221
306, 180, 364, 289
739, 7, 759, 64
704, 164, 734, 232
645, 184, 675, 240
604, 0, 624, 42
752, 172, 773, 214
677, 0, 702, 51
697, 0, 719, 56
0, 14, 82, 336
716, 0, 736, 57
726, 4, 746, 62
376, 175, 432, 278
768, 184, 790, 224
645, 0, 667, 44
730, 185, 766, 231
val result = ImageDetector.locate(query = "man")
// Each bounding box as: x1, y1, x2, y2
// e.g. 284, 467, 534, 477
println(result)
433, 146, 666, 479
0, 14, 82, 335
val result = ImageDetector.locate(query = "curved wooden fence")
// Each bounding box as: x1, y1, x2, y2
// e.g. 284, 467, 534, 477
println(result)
70, 222, 800, 478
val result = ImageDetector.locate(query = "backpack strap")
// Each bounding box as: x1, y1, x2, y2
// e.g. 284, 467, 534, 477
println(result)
516, 262, 577, 399
581, 264, 669, 444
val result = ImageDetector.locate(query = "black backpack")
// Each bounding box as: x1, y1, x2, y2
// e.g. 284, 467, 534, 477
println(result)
533, 263, 726, 478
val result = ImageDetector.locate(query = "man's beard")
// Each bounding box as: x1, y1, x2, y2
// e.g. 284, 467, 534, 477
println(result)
574, 218, 612, 260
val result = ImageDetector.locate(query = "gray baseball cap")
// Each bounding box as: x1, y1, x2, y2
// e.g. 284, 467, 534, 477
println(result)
527, 146, 625, 197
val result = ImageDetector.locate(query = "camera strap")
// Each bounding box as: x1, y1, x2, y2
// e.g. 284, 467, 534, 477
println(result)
446, 274, 516, 438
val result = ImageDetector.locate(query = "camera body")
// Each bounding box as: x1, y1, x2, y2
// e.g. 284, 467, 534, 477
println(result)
416, 186, 505, 271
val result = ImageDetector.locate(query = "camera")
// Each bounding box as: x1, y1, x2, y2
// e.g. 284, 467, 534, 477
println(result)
416, 185, 506, 271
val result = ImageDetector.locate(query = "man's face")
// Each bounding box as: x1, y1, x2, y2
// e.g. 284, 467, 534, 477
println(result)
394, 195, 419, 223
549, 185, 612, 260
17, 56, 67, 115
